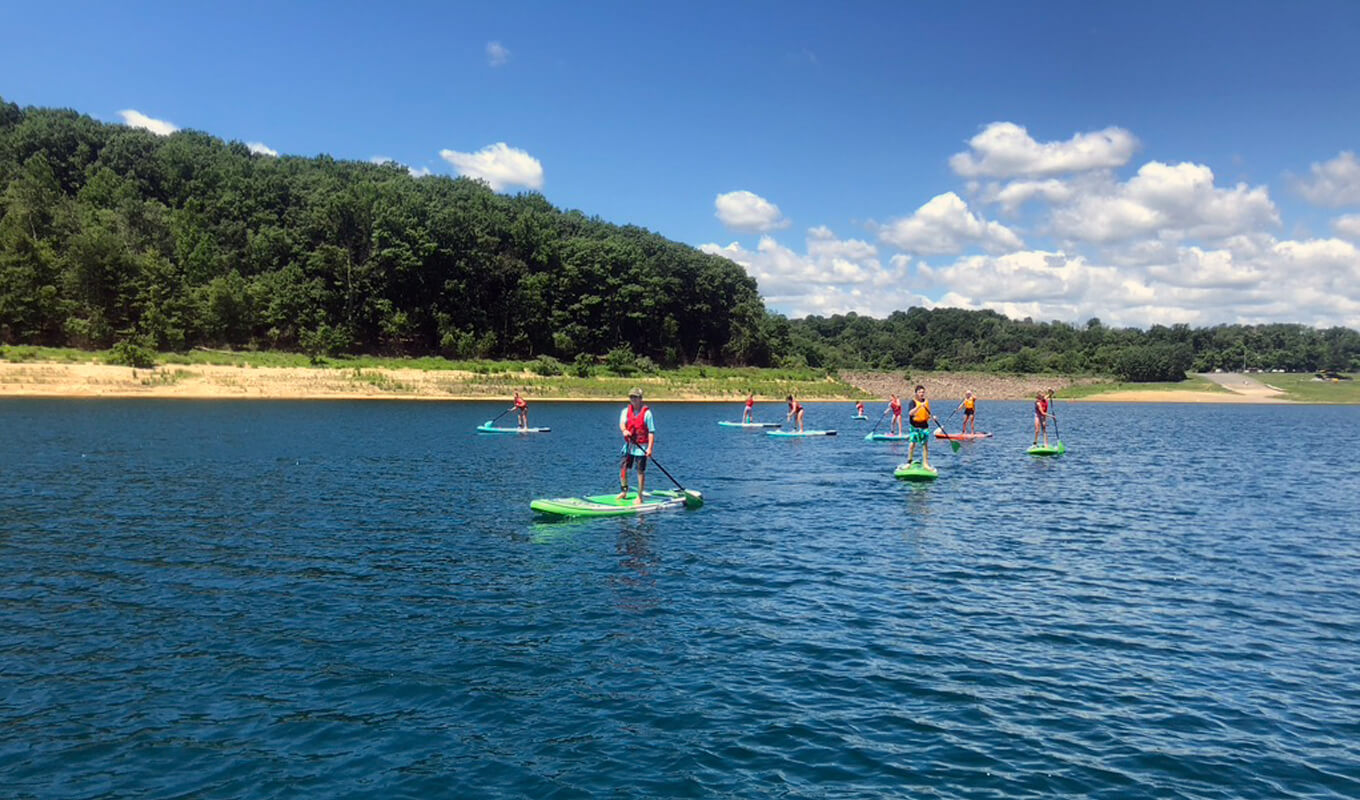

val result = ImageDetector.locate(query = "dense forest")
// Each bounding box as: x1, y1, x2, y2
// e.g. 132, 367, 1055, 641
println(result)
2, 98, 1357, 379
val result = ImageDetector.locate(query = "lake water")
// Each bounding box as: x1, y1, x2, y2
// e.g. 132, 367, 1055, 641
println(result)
2, 398, 1358, 799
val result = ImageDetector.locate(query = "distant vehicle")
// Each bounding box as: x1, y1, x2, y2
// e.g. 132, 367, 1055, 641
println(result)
1315, 369, 1352, 381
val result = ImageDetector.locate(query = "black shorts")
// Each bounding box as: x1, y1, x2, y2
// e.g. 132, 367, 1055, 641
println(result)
621, 453, 648, 472
964, 409, 974, 417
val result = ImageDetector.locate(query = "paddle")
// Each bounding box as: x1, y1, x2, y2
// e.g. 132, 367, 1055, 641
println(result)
484, 406, 515, 426
1047, 391, 1062, 444
647, 455, 704, 508
930, 414, 962, 452
868, 406, 890, 435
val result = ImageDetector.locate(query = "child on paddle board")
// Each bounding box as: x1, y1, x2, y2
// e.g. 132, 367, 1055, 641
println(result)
742, 392, 755, 423
618, 387, 655, 505
906, 385, 940, 469
888, 393, 903, 435
785, 394, 805, 432
958, 390, 977, 434
1033, 390, 1054, 446
513, 390, 528, 429
855, 400, 865, 418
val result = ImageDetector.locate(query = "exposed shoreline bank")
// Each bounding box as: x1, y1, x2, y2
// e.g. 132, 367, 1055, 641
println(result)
0, 361, 1334, 403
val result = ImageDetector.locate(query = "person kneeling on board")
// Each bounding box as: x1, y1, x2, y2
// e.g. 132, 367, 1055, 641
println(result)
618, 387, 655, 505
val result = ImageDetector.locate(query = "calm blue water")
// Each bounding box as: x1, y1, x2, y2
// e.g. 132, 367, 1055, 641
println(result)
2, 398, 1358, 799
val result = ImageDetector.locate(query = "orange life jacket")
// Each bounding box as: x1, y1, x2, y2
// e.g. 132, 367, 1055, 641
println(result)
909, 398, 930, 423
963, 397, 975, 411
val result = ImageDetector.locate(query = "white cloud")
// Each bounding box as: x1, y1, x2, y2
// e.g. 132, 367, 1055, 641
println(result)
117, 109, 178, 136
700, 229, 925, 316
878, 192, 1023, 255
408, 166, 432, 178
949, 122, 1138, 178
1050, 161, 1278, 244
486, 41, 510, 67
246, 141, 277, 157
1333, 214, 1360, 240
987, 178, 1076, 214
439, 143, 544, 191
714, 190, 789, 232
373, 156, 432, 178
1295, 151, 1360, 207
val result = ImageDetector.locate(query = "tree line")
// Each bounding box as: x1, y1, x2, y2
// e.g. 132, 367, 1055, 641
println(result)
1, 97, 1356, 379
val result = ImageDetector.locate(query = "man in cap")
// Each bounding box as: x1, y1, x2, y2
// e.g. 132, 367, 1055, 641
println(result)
617, 387, 655, 504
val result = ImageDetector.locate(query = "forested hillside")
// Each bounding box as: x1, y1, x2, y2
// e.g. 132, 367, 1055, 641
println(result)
0, 98, 771, 365
1, 97, 1357, 378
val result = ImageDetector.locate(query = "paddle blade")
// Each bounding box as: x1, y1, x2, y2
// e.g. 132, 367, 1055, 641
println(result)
950, 439, 961, 452
683, 490, 704, 509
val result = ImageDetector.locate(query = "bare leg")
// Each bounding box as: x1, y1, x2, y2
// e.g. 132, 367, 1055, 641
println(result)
617, 461, 629, 499
635, 469, 646, 504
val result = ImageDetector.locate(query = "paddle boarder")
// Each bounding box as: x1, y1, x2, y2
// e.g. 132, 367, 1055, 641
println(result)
785, 394, 805, 433
888, 393, 903, 435
1033, 390, 1054, 446
855, 400, 865, 418
906, 384, 940, 469
742, 391, 756, 423
513, 390, 529, 429
618, 387, 655, 505
958, 390, 977, 434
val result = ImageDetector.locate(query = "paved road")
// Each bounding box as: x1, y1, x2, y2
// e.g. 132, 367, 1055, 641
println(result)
1198, 372, 1286, 398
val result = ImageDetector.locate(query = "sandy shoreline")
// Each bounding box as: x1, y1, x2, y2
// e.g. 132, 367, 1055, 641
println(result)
0, 361, 1300, 403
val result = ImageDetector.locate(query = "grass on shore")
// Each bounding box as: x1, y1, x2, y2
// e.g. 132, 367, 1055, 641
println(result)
1252, 373, 1360, 403
1058, 375, 1231, 398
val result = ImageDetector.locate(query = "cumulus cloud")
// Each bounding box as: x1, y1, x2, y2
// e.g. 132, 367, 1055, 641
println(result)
1050, 161, 1278, 243
714, 190, 789, 232
987, 178, 1076, 214
117, 109, 178, 136
949, 122, 1138, 178
486, 41, 511, 67
246, 141, 277, 157
1333, 214, 1360, 240
878, 192, 1023, 255
439, 142, 544, 191
1296, 152, 1360, 207
700, 228, 926, 316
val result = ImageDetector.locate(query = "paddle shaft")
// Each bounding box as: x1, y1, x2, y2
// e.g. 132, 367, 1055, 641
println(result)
647, 454, 687, 492
930, 414, 962, 452
490, 405, 515, 424
1048, 395, 1061, 441
869, 406, 890, 434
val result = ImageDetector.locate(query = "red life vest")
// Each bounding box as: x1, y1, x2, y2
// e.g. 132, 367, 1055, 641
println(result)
745, 397, 754, 409
625, 404, 650, 447
1036, 398, 1048, 416
514, 396, 527, 409
890, 398, 902, 415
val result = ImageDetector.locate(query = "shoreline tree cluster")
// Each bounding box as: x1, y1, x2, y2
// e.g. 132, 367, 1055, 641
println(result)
2, 98, 1357, 380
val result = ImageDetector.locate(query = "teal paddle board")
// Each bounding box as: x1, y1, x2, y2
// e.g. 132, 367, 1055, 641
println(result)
530, 489, 703, 518
851, 414, 869, 420
894, 462, 938, 481
717, 421, 781, 428
766, 429, 837, 437
477, 423, 551, 433
865, 432, 913, 441
1026, 441, 1066, 456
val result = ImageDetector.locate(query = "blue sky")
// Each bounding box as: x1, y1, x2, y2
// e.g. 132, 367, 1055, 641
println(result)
4, 0, 1360, 327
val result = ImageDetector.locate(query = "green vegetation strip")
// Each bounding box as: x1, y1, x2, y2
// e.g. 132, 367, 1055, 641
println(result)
1058, 375, 1232, 398
1252, 373, 1360, 403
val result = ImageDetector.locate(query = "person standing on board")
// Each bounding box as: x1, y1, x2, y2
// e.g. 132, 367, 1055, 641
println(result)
905, 384, 939, 469
1033, 390, 1053, 446
513, 390, 529, 429
618, 387, 655, 505
742, 391, 756, 423
855, 400, 865, 418
785, 394, 805, 433
958, 390, 977, 434
888, 393, 903, 436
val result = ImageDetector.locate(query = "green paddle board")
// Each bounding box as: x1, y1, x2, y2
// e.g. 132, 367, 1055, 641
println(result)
530, 489, 703, 518
894, 462, 938, 481
1026, 441, 1066, 456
